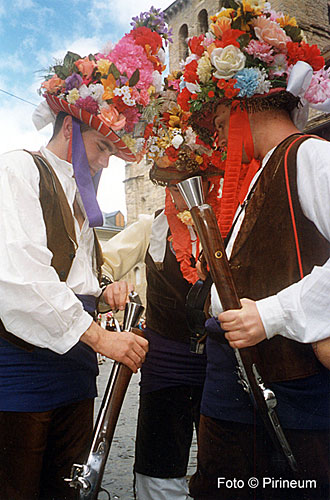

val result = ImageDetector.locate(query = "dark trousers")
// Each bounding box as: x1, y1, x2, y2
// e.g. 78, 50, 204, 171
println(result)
134, 385, 203, 478
189, 415, 330, 500
0, 399, 94, 500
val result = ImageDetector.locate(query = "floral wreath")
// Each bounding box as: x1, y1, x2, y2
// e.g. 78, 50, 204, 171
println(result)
177, 0, 330, 144
146, 79, 226, 185
176, 0, 330, 237
38, 7, 172, 160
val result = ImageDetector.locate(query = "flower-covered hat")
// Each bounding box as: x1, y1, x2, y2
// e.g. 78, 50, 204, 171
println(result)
178, 0, 330, 236
33, 8, 171, 227
145, 82, 226, 284
34, 7, 171, 162
179, 0, 330, 139
147, 79, 226, 186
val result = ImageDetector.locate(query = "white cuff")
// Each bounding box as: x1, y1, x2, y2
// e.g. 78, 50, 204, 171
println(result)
49, 311, 93, 354
256, 295, 286, 340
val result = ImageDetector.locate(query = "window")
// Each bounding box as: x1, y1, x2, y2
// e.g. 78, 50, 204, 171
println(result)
179, 24, 189, 61
198, 9, 208, 33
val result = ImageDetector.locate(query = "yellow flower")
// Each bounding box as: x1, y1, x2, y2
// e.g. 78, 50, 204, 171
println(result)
169, 115, 181, 128
177, 210, 194, 226
277, 14, 298, 28
67, 88, 80, 104
197, 54, 212, 84
195, 155, 203, 165
97, 58, 111, 76
101, 73, 116, 100
211, 9, 235, 21
243, 0, 265, 12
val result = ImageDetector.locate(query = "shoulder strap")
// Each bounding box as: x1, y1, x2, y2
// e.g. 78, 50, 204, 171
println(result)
284, 135, 325, 279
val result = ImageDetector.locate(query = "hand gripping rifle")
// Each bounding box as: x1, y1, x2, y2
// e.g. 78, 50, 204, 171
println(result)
66, 292, 145, 499
178, 176, 298, 473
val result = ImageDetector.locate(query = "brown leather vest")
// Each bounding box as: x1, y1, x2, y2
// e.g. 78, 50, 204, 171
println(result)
145, 214, 192, 343
0, 151, 104, 350
229, 134, 329, 383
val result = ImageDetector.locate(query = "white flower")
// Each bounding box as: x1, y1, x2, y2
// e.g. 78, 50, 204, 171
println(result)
152, 70, 163, 93
184, 127, 198, 149
255, 68, 272, 94
78, 84, 90, 99
210, 45, 246, 80
157, 48, 166, 65
185, 81, 201, 93
88, 83, 104, 104
172, 135, 184, 149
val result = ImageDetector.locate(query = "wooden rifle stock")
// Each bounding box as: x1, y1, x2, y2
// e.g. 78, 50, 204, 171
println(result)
67, 325, 144, 498
189, 203, 298, 472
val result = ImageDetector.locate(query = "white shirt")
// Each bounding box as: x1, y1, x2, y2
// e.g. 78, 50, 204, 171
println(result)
0, 146, 98, 354
211, 138, 330, 343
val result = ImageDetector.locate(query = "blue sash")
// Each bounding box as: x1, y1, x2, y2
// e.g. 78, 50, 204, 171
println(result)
0, 295, 98, 412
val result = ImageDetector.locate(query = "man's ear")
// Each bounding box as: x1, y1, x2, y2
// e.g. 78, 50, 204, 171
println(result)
62, 115, 73, 141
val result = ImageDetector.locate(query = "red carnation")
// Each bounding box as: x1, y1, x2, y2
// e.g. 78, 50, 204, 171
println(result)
216, 29, 246, 49
130, 26, 162, 54
287, 41, 324, 71
188, 35, 205, 57
166, 146, 179, 162
183, 59, 199, 83
177, 87, 192, 112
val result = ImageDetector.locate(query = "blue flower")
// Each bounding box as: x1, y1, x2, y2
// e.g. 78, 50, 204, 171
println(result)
234, 68, 259, 98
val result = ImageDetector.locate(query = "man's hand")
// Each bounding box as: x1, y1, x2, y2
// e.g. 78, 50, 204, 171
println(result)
102, 281, 134, 311
218, 298, 267, 348
81, 321, 148, 373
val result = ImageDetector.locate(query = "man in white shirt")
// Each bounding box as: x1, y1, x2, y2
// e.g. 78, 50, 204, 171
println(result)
0, 64, 150, 500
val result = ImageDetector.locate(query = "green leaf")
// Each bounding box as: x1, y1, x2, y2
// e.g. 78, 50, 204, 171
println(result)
129, 68, 140, 87
238, 33, 251, 49
63, 51, 81, 68
284, 25, 302, 43
54, 64, 70, 80
109, 63, 121, 80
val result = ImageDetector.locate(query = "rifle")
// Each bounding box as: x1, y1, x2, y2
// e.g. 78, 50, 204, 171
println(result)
178, 176, 298, 472
66, 292, 145, 499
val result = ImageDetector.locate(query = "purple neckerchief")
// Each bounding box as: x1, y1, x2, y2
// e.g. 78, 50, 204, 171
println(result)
72, 118, 103, 228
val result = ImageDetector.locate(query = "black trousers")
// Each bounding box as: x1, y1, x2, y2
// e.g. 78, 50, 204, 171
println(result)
189, 415, 330, 500
0, 399, 94, 500
134, 385, 203, 478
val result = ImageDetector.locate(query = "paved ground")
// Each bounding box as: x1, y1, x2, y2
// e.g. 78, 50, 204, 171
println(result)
93, 359, 197, 499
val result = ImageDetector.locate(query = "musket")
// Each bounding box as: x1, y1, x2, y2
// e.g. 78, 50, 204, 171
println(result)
66, 292, 145, 499
178, 176, 298, 472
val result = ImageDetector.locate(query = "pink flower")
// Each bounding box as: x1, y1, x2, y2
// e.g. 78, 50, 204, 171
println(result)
245, 40, 274, 64
109, 34, 154, 92
100, 104, 126, 130
252, 17, 290, 51
304, 69, 330, 104
270, 53, 288, 77
122, 106, 141, 132
75, 96, 99, 114
41, 75, 64, 94
136, 89, 150, 107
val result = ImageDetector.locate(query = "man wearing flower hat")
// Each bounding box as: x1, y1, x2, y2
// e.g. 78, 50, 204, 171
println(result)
0, 12, 171, 499
176, 2, 330, 499
100, 83, 225, 500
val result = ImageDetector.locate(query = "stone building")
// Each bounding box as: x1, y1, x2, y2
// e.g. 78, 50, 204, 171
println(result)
121, 0, 330, 305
